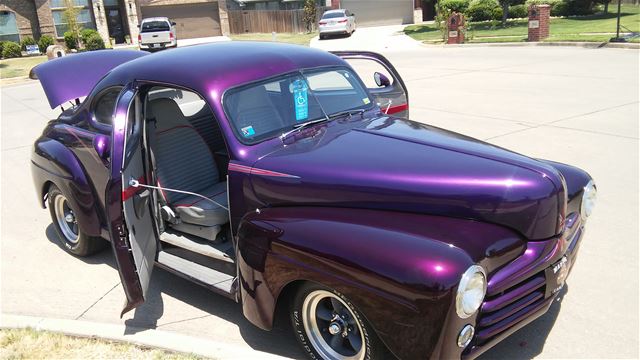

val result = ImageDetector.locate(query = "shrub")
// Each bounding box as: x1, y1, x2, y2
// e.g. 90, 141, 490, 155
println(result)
439, 0, 471, 13
85, 33, 105, 51
80, 28, 99, 45
466, 0, 501, 20
20, 36, 37, 51
2, 41, 22, 58
508, 4, 528, 17
492, 6, 504, 19
38, 35, 55, 52
64, 31, 78, 49
0, 41, 5, 56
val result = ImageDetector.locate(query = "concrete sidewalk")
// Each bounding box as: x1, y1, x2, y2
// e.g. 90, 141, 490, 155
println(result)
310, 24, 422, 52
1, 314, 289, 359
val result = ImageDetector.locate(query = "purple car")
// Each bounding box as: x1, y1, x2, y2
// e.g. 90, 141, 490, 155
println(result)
30, 43, 596, 360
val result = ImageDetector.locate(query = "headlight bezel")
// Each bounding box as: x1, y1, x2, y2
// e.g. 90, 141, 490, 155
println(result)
580, 180, 597, 222
455, 265, 487, 319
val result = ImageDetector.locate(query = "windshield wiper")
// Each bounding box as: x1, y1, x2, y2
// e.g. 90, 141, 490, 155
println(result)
327, 109, 366, 120
280, 117, 330, 140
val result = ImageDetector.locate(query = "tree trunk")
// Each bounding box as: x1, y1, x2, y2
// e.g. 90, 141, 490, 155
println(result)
502, 2, 509, 27
604, 1, 609, 13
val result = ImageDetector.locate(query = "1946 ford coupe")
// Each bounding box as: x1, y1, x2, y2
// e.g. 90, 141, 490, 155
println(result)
30, 42, 596, 360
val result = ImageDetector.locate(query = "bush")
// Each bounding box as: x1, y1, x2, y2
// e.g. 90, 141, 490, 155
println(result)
2, 41, 22, 58
525, 0, 592, 16
64, 31, 78, 50
439, 0, 471, 13
80, 28, 99, 45
508, 4, 528, 17
85, 33, 105, 51
20, 36, 37, 51
38, 35, 55, 52
492, 6, 503, 19
0, 41, 5, 56
466, 0, 501, 20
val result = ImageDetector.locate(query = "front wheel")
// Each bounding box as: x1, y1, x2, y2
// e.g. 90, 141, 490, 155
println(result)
291, 283, 386, 360
48, 185, 106, 257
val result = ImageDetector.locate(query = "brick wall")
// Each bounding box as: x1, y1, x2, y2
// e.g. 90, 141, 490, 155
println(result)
0, 0, 40, 40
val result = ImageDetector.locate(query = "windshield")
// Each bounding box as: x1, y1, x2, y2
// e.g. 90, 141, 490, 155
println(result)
141, 20, 170, 33
224, 68, 373, 144
322, 12, 346, 19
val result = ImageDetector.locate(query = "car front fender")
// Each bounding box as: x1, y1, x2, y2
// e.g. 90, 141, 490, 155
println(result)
31, 137, 103, 238
236, 207, 526, 359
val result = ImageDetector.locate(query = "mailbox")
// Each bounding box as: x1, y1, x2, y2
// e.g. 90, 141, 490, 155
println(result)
528, 4, 550, 41
447, 13, 465, 44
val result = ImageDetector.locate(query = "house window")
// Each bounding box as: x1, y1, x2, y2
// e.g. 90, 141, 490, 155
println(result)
50, 0, 96, 38
0, 11, 20, 43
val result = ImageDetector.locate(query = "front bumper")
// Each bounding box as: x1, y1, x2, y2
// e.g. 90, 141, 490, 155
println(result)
458, 212, 585, 359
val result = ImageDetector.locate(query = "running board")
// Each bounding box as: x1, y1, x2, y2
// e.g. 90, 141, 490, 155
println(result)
156, 251, 235, 300
160, 229, 234, 264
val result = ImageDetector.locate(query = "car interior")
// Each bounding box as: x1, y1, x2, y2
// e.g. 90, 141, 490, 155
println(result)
141, 86, 236, 287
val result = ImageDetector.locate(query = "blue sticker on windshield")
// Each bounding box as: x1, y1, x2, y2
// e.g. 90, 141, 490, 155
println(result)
292, 79, 308, 121
241, 125, 255, 137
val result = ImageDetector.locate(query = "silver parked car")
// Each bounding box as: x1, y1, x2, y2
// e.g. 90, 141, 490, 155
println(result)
318, 9, 356, 39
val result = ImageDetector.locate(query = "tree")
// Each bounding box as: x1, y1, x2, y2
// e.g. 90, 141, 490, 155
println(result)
498, 0, 512, 26
302, 0, 317, 32
62, 0, 83, 48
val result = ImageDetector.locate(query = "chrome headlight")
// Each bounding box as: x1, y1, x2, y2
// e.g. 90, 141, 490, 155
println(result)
456, 265, 487, 319
581, 180, 597, 221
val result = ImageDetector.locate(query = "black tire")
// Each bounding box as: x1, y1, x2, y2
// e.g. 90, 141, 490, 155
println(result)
48, 185, 106, 257
291, 283, 386, 360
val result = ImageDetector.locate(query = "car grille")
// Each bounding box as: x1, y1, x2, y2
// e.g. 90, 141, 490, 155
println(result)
475, 271, 547, 343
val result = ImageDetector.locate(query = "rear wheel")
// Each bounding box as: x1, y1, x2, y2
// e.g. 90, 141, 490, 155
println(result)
291, 283, 385, 360
48, 185, 106, 257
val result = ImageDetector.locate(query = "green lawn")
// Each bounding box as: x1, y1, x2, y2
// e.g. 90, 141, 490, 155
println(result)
230, 32, 318, 46
0, 55, 47, 79
405, 5, 640, 43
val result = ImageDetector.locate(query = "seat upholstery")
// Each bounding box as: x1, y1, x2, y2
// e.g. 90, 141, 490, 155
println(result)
233, 85, 286, 137
149, 98, 228, 228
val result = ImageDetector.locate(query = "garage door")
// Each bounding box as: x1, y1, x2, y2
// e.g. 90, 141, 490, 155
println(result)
340, 0, 414, 26
140, 3, 221, 39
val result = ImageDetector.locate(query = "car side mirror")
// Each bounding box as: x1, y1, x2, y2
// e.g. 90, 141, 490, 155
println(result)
374, 72, 391, 87
94, 135, 110, 159
171, 22, 176, 26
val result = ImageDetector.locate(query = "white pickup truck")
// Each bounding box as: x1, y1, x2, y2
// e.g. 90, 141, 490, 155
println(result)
138, 17, 177, 51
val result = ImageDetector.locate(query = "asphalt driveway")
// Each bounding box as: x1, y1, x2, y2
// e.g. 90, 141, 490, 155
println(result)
1, 45, 638, 359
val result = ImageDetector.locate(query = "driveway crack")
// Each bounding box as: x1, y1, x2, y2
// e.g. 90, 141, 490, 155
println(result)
75, 282, 121, 320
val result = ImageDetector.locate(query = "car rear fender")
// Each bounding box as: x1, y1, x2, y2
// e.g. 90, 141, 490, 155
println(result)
31, 137, 103, 237
236, 207, 526, 359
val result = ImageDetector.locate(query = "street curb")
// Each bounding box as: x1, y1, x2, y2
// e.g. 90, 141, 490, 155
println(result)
0, 314, 290, 360
0, 76, 34, 87
422, 41, 640, 49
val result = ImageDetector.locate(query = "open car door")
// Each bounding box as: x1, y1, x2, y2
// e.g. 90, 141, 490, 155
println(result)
332, 51, 409, 118
106, 85, 158, 317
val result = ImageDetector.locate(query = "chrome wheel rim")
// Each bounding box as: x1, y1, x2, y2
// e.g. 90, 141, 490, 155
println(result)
54, 194, 78, 243
302, 290, 365, 360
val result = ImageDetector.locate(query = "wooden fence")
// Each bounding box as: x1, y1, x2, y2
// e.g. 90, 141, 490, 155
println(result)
228, 8, 327, 34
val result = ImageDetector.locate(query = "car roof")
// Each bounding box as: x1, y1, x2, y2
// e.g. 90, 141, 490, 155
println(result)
323, 9, 347, 14
101, 41, 347, 98
141, 17, 170, 22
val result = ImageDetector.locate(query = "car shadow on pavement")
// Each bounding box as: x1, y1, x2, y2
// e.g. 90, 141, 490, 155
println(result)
45, 224, 305, 359
45, 224, 566, 360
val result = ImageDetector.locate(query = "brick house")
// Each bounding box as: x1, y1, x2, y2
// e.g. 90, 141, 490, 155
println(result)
0, 0, 233, 46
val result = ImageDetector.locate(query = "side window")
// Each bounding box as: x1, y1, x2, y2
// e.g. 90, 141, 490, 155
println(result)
345, 58, 394, 89
93, 87, 122, 126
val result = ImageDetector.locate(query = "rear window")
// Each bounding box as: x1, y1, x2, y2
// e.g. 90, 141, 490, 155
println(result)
322, 12, 345, 19
141, 20, 170, 33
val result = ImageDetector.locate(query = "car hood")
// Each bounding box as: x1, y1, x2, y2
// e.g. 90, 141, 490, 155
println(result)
251, 115, 567, 240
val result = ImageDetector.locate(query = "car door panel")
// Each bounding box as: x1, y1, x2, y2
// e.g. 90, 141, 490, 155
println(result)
106, 85, 157, 317
333, 51, 409, 118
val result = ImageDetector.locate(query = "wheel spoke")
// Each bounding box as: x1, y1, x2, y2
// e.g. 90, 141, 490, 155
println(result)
329, 334, 343, 349
330, 297, 345, 314
316, 304, 333, 321
347, 331, 362, 351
